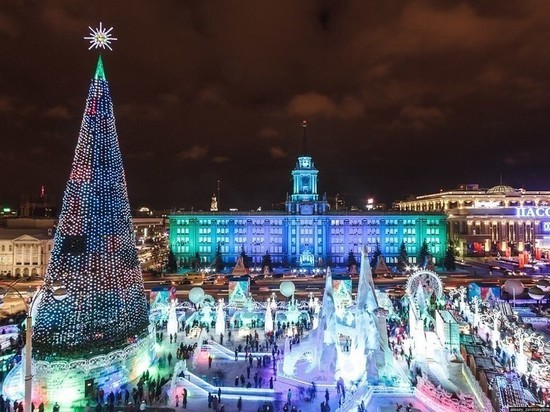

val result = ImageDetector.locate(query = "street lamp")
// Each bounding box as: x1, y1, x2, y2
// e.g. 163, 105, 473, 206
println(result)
0, 278, 67, 410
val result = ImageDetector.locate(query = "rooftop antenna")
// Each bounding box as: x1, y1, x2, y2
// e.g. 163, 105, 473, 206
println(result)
301, 120, 308, 155
499, 173, 503, 185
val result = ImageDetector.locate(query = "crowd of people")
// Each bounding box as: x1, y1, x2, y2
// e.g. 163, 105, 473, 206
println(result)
0, 296, 421, 412
461, 305, 550, 407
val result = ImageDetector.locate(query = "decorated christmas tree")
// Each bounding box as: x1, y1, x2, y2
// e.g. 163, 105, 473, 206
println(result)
32, 55, 149, 359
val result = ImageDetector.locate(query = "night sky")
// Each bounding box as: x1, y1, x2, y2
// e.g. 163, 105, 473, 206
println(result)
2, 1, 550, 212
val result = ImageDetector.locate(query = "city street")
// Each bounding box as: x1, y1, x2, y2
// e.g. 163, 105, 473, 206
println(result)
142, 260, 535, 303
0, 257, 540, 319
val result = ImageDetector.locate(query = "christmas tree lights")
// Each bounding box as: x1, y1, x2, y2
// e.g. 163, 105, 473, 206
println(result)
33, 56, 149, 360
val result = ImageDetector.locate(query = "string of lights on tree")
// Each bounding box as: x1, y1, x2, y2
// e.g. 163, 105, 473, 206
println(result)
33, 51, 149, 359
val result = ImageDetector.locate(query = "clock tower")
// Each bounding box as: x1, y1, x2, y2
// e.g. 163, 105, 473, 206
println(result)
285, 121, 329, 214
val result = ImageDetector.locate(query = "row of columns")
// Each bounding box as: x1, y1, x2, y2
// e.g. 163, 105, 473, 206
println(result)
400, 198, 546, 212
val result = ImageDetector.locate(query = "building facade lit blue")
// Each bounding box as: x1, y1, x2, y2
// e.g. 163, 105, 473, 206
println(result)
168, 153, 447, 269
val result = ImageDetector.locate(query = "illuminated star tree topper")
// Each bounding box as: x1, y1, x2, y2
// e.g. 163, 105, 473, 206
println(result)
84, 22, 117, 51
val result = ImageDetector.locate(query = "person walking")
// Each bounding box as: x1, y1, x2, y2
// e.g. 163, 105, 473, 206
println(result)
236, 397, 242, 412
325, 389, 330, 404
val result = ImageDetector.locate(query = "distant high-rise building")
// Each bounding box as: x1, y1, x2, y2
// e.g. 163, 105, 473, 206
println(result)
19, 186, 57, 218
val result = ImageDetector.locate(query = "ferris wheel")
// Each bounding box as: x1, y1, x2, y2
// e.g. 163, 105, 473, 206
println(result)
406, 269, 443, 305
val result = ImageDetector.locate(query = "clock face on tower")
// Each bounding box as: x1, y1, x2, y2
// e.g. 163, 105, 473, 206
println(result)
300, 204, 314, 215
301, 175, 310, 188
300, 157, 311, 168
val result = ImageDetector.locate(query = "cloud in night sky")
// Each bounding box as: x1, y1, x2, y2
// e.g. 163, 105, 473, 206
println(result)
269, 146, 288, 160
258, 127, 279, 139
212, 155, 230, 164
287, 92, 364, 119
43, 105, 71, 119
0, 95, 16, 113
177, 145, 209, 161
1, 0, 550, 211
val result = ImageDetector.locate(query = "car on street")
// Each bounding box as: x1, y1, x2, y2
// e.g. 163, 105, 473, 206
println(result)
513, 270, 527, 276
203, 275, 217, 285
214, 275, 229, 286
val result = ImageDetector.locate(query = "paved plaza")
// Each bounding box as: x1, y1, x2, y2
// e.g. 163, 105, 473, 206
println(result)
122, 320, 431, 412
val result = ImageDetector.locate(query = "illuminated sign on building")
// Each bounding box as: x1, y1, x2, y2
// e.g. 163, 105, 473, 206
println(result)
475, 201, 501, 208
543, 222, 550, 233
516, 207, 550, 218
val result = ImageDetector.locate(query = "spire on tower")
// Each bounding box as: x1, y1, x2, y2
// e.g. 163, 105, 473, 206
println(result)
301, 120, 308, 155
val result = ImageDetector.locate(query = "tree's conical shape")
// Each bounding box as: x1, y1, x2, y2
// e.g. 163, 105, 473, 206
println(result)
357, 245, 379, 313
33, 56, 149, 359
